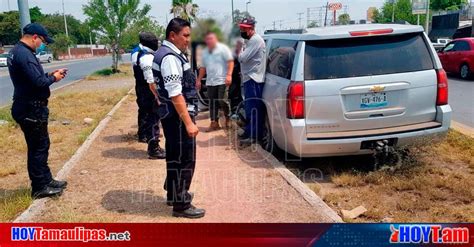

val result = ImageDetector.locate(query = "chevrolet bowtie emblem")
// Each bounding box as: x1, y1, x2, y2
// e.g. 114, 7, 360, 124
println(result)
370, 85, 385, 93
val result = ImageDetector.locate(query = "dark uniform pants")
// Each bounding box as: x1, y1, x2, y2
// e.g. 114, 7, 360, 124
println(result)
13, 102, 53, 192
161, 114, 196, 211
136, 83, 160, 142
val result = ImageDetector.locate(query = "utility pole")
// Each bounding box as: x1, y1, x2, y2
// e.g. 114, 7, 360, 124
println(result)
272, 21, 276, 30
279, 20, 283, 30
324, 2, 329, 27
17, 0, 31, 33
62, 0, 71, 58
425, 0, 431, 33
297, 12, 304, 29
89, 24, 94, 56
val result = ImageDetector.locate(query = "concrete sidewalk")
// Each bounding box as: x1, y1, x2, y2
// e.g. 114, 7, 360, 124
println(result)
19, 93, 340, 223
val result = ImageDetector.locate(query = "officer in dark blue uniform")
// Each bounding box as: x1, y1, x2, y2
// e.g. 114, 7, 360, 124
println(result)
131, 32, 165, 159
7, 23, 68, 199
153, 18, 205, 219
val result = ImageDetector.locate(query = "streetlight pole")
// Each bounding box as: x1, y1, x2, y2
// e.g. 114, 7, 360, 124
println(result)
425, 0, 431, 33
17, 0, 31, 33
62, 0, 71, 58
246, 0, 251, 13
391, 0, 396, 22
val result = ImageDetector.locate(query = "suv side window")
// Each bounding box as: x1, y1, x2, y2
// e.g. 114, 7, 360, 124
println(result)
455, 41, 470, 51
267, 39, 297, 80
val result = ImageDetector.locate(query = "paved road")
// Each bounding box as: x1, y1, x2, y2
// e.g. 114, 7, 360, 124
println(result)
0, 55, 119, 107
448, 76, 474, 128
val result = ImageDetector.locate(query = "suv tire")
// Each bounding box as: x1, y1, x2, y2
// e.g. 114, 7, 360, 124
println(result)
261, 115, 282, 156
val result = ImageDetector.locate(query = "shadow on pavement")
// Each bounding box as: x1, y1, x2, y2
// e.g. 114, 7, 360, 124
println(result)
101, 190, 169, 217
101, 147, 146, 160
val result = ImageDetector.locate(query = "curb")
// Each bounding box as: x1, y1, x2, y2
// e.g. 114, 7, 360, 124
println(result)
255, 145, 344, 223
451, 121, 474, 138
14, 88, 133, 223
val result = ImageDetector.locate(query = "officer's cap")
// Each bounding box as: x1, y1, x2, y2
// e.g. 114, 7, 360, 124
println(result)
23, 23, 55, 44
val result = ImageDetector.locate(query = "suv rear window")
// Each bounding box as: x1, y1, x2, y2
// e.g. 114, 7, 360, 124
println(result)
304, 32, 434, 80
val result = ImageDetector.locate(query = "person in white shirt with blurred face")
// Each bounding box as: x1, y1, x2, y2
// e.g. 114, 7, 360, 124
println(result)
196, 32, 234, 131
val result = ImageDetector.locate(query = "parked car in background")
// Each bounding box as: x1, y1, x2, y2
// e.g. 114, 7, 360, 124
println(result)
0, 53, 7, 67
432, 38, 451, 51
438, 38, 474, 79
36, 51, 53, 63
261, 24, 451, 160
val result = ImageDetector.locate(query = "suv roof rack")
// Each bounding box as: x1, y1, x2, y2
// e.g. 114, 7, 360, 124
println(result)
264, 29, 306, 35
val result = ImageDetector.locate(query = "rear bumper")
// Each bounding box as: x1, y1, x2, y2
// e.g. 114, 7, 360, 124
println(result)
279, 105, 452, 157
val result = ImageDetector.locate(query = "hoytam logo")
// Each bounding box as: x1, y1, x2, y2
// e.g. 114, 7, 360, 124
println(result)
390, 225, 469, 244
11, 227, 131, 242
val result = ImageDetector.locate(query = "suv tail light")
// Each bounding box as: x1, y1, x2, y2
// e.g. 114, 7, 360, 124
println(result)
436, 69, 448, 106
287, 81, 305, 119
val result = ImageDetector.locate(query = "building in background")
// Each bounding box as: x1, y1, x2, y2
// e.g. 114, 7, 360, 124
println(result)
367, 7, 377, 23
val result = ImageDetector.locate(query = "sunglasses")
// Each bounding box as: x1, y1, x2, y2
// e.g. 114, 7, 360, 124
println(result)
35, 35, 47, 44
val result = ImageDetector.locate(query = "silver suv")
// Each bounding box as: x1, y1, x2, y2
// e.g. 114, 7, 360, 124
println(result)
261, 24, 452, 158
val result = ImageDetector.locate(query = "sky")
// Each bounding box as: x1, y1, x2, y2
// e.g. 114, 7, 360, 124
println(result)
1, 0, 386, 32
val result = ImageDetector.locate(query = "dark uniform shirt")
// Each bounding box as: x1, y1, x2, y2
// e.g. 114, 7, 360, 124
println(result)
7, 41, 56, 102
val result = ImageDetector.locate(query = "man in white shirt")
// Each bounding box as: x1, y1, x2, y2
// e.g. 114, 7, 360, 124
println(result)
131, 32, 165, 159
196, 32, 234, 131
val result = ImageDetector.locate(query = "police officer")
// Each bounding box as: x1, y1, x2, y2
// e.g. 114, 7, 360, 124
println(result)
131, 32, 165, 159
8, 23, 68, 199
153, 18, 205, 219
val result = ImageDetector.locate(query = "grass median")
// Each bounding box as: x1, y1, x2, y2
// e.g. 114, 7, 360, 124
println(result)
297, 130, 474, 222
0, 64, 133, 222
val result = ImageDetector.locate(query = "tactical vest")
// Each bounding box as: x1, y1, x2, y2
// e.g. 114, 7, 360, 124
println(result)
153, 44, 198, 119
133, 48, 149, 88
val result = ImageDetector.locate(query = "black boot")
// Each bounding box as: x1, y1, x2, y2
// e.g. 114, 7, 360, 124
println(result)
31, 186, 63, 199
148, 140, 166, 159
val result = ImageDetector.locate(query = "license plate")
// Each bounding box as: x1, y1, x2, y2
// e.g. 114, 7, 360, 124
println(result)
360, 93, 388, 108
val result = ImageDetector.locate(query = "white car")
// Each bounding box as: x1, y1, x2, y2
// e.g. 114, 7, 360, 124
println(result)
0, 53, 7, 67
260, 24, 451, 160
36, 51, 53, 63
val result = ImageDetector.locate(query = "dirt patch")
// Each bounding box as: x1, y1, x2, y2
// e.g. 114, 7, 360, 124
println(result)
286, 131, 474, 222
30, 96, 334, 223
0, 65, 133, 222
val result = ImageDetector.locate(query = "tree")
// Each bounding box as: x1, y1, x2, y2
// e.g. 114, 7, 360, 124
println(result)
171, 0, 199, 23
431, 0, 467, 10
0, 11, 20, 46
374, 0, 426, 25
49, 34, 73, 59
307, 21, 318, 28
29, 6, 44, 22
338, 13, 351, 25
121, 17, 165, 50
191, 18, 224, 43
83, 0, 151, 72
